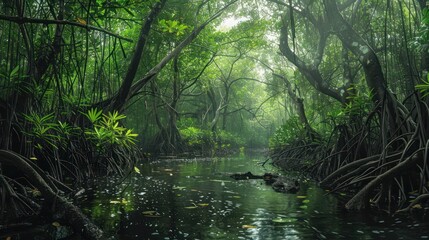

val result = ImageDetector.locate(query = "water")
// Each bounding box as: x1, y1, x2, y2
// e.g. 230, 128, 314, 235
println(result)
77, 154, 429, 239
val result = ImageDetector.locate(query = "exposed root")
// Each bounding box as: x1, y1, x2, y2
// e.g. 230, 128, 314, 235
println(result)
0, 150, 103, 239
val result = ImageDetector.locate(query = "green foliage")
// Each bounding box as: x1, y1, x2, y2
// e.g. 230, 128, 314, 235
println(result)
158, 19, 189, 36
411, 8, 429, 52
216, 130, 244, 149
416, 74, 429, 98
84, 110, 138, 150
269, 117, 305, 148
23, 109, 138, 152
83, 108, 103, 124
342, 84, 373, 119
23, 112, 60, 149
179, 126, 213, 150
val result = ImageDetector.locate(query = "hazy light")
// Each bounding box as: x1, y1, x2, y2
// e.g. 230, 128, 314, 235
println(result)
217, 16, 249, 32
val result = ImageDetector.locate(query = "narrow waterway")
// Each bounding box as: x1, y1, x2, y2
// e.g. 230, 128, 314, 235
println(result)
78, 154, 428, 239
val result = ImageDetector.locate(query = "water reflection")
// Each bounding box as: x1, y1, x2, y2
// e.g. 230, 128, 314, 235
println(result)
78, 156, 428, 239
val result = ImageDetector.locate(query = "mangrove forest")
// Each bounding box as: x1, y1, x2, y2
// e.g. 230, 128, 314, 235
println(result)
1, 0, 429, 239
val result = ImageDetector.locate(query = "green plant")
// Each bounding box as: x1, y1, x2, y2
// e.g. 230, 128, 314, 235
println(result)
23, 112, 60, 149
269, 117, 305, 148
416, 75, 429, 98
84, 109, 138, 151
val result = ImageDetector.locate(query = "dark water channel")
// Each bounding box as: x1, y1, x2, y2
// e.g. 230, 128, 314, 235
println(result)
78, 154, 428, 239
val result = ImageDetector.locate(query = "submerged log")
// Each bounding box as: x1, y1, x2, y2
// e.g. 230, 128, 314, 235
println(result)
230, 171, 262, 180
272, 179, 300, 194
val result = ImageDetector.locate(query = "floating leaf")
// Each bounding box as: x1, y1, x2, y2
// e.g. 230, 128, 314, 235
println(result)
142, 210, 157, 215
134, 166, 141, 174
30, 157, 37, 161
302, 199, 310, 204
172, 186, 186, 190
232, 196, 241, 199
184, 206, 198, 209
110, 199, 128, 205
296, 196, 307, 199
242, 225, 257, 229
299, 205, 308, 209
272, 218, 297, 223
339, 193, 347, 196
198, 203, 209, 207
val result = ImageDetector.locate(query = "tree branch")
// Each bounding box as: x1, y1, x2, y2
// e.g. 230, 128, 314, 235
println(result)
0, 14, 133, 42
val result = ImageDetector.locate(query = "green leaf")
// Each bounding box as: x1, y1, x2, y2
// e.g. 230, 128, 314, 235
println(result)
134, 166, 141, 174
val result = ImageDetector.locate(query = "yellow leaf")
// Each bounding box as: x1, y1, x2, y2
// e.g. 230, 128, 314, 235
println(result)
142, 210, 157, 215
197, 203, 209, 207
184, 206, 198, 209
76, 18, 87, 25
134, 166, 141, 174
52, 221, 61, 227
412, 204, 422, 209
242, 225, 257, 229
30, 157, 37, 161
31, 188, 41, 197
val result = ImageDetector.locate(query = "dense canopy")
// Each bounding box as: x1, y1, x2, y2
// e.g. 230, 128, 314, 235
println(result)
1, 0, 429, 238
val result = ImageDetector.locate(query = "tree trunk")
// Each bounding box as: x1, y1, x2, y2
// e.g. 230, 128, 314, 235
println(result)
109, 0, 166, 112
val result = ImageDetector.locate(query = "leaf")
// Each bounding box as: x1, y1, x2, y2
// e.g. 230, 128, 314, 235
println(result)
272, 217, 297, 223
30, 157, 37, 161
52, 221, 61, 227
142, 210, 161, 217
184, 206, 198, 209
412, 204, 422, 209
31, 188, 41, 197
142, 210, 157, 215
76, 18, 87, 25
134, 166, 141, 174
299, 205, 308, 209
242, 225, 257, 229
302, 199, 310, 204
296, 195, 307, 199
197, 203, 209, 207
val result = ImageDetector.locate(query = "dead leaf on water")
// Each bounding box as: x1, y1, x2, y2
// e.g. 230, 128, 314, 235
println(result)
184, 206, 198, 209
242, 224, 257, 229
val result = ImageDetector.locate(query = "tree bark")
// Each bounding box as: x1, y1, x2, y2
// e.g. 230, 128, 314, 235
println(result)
279, 8, 346, 104
109, 0, 167, 112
